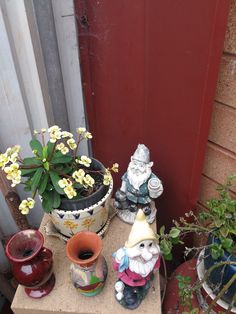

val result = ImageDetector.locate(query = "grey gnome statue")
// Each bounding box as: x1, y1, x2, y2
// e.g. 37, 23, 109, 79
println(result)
112, 209, 161, 309
114, 144, 163, 224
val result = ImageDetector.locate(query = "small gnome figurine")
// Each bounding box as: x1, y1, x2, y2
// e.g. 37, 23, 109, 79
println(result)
114, 144, 163, 224
112, 209, 161, 309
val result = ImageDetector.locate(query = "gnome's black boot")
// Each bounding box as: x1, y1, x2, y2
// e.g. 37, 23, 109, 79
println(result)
123, 286, 141, 310
142, 205, 151, 216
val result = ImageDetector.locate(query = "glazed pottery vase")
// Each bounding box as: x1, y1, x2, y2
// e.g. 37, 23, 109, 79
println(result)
66, 231, 108, 296
5, 229, 55, 298
50, 158, 113, 238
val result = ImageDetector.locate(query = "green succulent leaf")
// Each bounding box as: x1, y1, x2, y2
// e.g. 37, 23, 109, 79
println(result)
42, 146, 48, 159
163, 252, 173, 261
47, 141, 54, 158
219, 226, 229, 238
38, 173, 49, 194
42, 194, 53, 213
211, 244, 224, 259
43, 161, 50, 171
23, 157, 42, 165
31, 168, 44, 192
169, 227, 181, 238
49, 171, 64, 195
220, 238, 233, 252
21, 168, 38, 176
30, 139, 43, 157
159, 225, 165, 236
160, 239, 172, 256
52, 190, 61, 208
51, 155, 73, 164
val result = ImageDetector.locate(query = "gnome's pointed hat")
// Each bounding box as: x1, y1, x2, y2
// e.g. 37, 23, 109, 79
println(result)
125, 209, 157, 248
132, 144, 150, 164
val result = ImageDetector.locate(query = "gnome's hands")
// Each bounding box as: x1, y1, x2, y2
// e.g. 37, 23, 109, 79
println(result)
115, 281, 125, 301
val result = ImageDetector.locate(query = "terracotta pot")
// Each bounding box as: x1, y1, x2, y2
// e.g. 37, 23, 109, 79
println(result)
5, 229, 55, 298
66, 231, 108, 296
163, 259, 203, 313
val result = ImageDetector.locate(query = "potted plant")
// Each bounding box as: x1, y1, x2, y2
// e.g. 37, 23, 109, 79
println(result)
0, 126, 118, 237
159, 174, 236, 313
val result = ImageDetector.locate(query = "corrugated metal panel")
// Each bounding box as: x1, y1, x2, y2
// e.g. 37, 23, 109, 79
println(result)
0, 0, 86, 268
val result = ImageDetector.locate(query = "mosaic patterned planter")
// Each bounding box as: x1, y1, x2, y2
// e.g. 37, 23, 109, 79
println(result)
50, 179, 113, 238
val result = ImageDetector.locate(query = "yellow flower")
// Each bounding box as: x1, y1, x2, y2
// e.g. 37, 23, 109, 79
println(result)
61, 146, 69, 155
103, 172, 112, 186
0, 153, 10, 169
33, 130, 39, 135
61, 131, 73, 138
63, 220, 78, 229
77, 155, 92, 167
48, 125, 61, 143
58, 178, 72, 188
19, 197, 35, 215
111, 163, 119, 173
64, 185, 77, 199
4, 163, 21, 187
84, 132, 92, 139
56, 142, 69, 154
83, 174, 95, 188
21, 207, 29, 215
77, 127, 86, 135
5, 145, 20, 163
56, 143, 65, 151
82, 218, 95, 230
41, 128, 46, 133
67, 138, 77, 150
48, 125, 61, 133
27, 197, 35, 209
72, 169, 85, 184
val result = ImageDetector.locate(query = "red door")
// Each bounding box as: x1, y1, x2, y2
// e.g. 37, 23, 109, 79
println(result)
75, 0, 230, 228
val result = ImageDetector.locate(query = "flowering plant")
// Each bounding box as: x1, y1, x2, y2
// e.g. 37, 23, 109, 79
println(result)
0, 126, 118, 215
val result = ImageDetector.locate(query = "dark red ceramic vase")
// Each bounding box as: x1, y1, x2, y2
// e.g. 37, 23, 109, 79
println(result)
5, 229, 55, 298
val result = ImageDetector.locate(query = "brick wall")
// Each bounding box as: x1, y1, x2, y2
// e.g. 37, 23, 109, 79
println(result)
198, 0, 236, 207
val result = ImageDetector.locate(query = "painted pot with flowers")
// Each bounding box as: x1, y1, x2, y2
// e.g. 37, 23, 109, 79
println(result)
0, 126, 118, 237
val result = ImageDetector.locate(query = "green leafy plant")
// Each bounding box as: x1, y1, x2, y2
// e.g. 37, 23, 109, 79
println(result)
0, 126, 118, 214
158, 175, 236, 313
173, 174, 236, 260
176, 275, 199, 314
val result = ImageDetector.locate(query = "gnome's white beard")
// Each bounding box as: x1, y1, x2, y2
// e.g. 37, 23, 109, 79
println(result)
128, 254, 159, 278
127, 163, 151, 190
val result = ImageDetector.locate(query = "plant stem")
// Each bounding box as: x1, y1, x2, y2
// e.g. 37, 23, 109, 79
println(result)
41, 133, 45, 147
225, 292, 236, 314
206, 273, 236, 313
19, 165, 42, 169
48, 142, 57, 161
73, 134, 82, 159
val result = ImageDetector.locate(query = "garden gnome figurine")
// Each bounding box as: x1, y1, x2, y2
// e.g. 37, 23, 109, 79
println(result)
112, 209, 161, 309
114, 144, 163, 224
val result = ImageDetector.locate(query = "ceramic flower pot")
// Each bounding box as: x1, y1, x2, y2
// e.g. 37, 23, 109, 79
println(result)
5, 229, 55, 298
50, 158, 113, 238
204, 235, 236, 306
66, 231, 108, 296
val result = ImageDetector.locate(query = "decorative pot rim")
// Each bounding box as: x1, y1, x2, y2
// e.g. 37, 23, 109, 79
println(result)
197, 249, 236, 313
66, 231, 102, 266
52, 178, 113, 214
5, 229, 44, 263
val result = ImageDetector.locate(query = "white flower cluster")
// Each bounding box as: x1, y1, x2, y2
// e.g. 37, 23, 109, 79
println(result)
19, 198, 35, 215
0, 145, 21, 187
58, 178, 77, 199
